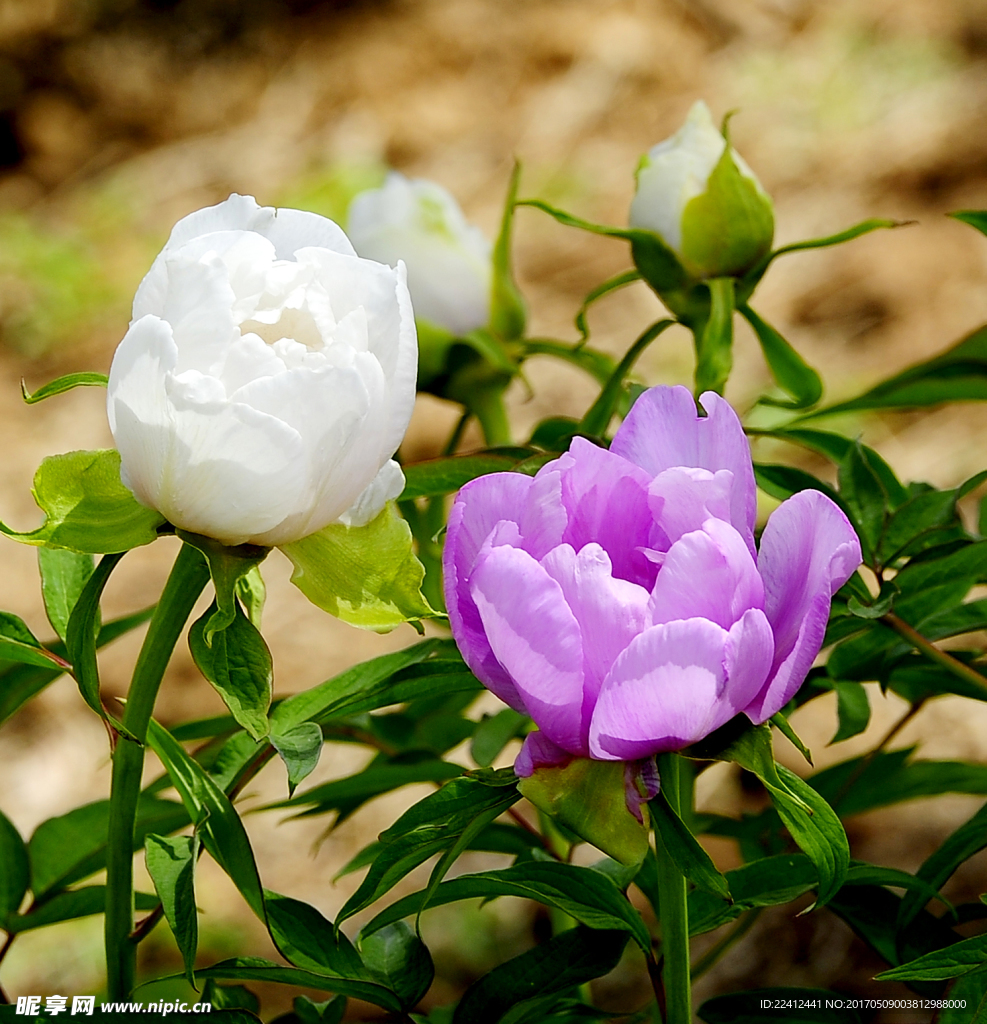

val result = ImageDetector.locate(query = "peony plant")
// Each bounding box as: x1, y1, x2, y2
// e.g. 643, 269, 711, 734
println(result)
3, 108, 987, 1024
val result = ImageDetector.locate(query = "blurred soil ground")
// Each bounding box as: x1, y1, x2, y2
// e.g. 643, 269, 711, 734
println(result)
3, 0, 987, 1018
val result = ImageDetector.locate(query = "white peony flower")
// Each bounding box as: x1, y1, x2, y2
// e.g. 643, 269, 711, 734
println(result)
348, 173, 491, 337
629, 101, 773, 279
107, 193, 417, 548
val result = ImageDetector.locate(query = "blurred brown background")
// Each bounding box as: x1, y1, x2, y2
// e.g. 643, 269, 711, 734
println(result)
2, 0, 987, 1017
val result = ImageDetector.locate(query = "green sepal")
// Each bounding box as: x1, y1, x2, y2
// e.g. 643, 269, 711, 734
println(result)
20, 371, 108, 405
695, 277, 735, 396
679, 145, 774, 280
176, 530, 269, 644
1, 449, 164, 553
236, 565, 266, 629
280, 503, 436, 632
189, 599, 272, 742
489, 162, 527, 343
517, 757, 649, 867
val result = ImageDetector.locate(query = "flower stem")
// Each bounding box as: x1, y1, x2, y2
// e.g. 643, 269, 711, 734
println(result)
104, 542, 210, 1000
654, 753, 692, 1024
469, 385, 513, 447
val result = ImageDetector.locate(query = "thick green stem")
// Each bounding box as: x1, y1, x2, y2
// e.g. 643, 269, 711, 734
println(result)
104, 543, 210, 1000
469, 385, 513, 447
654, 753, 692, 1024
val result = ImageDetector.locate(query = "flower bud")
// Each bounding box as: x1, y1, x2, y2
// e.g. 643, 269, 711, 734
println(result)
107, 194, 417, 548
630, 101, 774, 280
348, 173, 492, 338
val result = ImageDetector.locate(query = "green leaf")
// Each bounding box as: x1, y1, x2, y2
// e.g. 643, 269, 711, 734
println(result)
38, 547, 94, 642
650, 791, 730, 899
811, 749, 987, 817
799, 321, 987, 419
876, 932, 987, 981
452, 927, 628, 1024
289, 995, 346, 1024
520, 339, 617, 388
518, 757, 650, 867
740, 305, 821, 408
145, 833, 198, 985
579, 319, 675, 436
573, 269, 641, 342
281, 503, 435, 631
20, 371, 109, 404
400, 454, 522, 500
899, 799, 987, 928
0, 449, 165, 553
695, 277, 734, 396
719, 725, 849, 906
64, 552, 124, 720
236, 565, 266, 628
361, 922, 434, 1010
0, 611, 70, 672
270, 722, 323, 795
770, 711, 813, 765
0, 604, 154, 728
189, 600, 272, 741
470, 709, 528, 767
29, 795, 188, 898
5, 886, 158, 933
951, 210, 987, 237
201, 981, 260, 1012
361, 862, 652, 952
751, 427, 853, 463
489, 163, 526, 343
336, 773, 519, 925
271, 639, 476, 729
753, 463, 842, 507
831, 681, 871, 743
745, 218, 904, 287
943, 966, 987, 1024
698, 989, 863, 1024
0, 809, 28, 925
189, 957, 400, 1009
146, 718, 265, 919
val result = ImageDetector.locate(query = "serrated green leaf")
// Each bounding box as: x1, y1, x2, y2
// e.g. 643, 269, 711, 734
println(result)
282, 503, 435, 631
0, 809, 28, 925
452, 926, 628, 1024
145, 833, 198, 985
189, 600, 272, 741
0, 449, 164, 553
20, 371, 109, 404
361, 862, 652, 952
38, 547, 94, 642
146, 718, 264, 919
361, 922, 434, 1010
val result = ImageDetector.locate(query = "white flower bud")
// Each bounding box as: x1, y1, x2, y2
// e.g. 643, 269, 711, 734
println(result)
630, 101, 774, 280
348, 173, 492, 337
107, 194, 417, 548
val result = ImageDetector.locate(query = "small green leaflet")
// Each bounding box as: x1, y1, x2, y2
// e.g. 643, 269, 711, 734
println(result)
145, 833, 199, 985
20, 372, 109, 405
